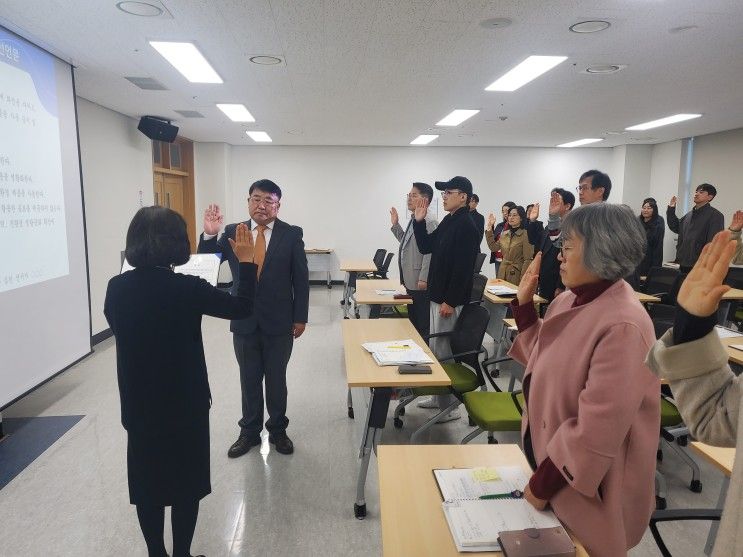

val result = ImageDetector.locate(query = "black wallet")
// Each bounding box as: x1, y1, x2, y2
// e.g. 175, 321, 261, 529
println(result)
398, 364, 432, 374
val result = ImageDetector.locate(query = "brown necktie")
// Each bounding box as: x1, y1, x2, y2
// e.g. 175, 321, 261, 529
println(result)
254, 224, 267, 277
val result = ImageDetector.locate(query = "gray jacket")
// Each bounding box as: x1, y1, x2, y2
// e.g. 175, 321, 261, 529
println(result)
646, 329, 742, 557
391, 215, 437, 291
731, 229, 743, 265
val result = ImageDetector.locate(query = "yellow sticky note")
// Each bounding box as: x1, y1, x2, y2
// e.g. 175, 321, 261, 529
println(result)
472, 468, 500, 482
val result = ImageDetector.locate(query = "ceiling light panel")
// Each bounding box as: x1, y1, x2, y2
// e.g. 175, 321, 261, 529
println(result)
436, 110, 480, 127
557, 138, 603, 148
410, 135, 439, 145
625, 113, 702, 131
217, 104, 255, 122
246, 131, 272, 142
486, 56, 567, 92
149, 41, 223, 83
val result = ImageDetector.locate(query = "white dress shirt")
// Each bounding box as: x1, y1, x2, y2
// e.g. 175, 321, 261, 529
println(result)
203, 219, 274, 250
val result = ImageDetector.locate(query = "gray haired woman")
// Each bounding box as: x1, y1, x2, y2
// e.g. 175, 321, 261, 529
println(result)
510, 203, 660, 555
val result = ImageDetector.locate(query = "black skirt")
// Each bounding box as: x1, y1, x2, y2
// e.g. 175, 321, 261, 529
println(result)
126, 416, 211, 506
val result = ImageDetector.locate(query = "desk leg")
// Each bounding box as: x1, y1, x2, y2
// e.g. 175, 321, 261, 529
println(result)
704, 476, 729, 555
354, 386, 392, 519
347, 388, 354, 419
342, 272, 350, 317
327, 271, 332, 289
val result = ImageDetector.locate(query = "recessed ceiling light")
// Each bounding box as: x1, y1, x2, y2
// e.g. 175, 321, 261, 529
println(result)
557, 138, 603, 148
480, 17, 512, 29
485, 56, 567, 92
116, 1, 162, 16
149, 41, 223, 83
625, 113, 702, 131
569, 20, 611, 33
246, 131, 272, 142
410, 135, 439, 145
604, 131, 626, 135
216, 104, 255, 122
249, 55, 283, 65
583, 64, 626, 75
436, 109, 480, 127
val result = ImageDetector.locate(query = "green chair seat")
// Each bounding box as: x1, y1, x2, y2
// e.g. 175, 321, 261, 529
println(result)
463, 391, 523, 431
412, 363, 480, 396
393, 305, 409, 318
660, 397, 682, 428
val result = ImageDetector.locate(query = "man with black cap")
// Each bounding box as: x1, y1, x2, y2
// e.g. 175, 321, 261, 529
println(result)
390, 182, 438, 338
412, 176, 480, 422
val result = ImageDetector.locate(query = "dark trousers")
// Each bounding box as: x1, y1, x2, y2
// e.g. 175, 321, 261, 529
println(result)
407, 289, 431, 339
233, 331, 294, 438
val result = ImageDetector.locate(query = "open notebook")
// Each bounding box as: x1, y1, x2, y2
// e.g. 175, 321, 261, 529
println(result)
434, 466, 565, 552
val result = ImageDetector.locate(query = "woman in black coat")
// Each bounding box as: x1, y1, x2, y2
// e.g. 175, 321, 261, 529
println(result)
105, 207, 257, 557
638, 197, 665, 276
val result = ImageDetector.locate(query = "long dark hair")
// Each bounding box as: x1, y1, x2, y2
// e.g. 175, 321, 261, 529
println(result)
639, 198, 659, 223
125, 206, 191, 268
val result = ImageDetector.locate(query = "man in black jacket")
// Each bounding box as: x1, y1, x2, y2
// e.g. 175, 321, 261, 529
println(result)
667, 183, 725, 272
413, 176, 479, 422
468, 193, 485, 249
526, 188, 574, 302
198, 179, 309, 456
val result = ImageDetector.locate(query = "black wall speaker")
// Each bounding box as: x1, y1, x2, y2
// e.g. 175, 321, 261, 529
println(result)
137, 116, 179, 143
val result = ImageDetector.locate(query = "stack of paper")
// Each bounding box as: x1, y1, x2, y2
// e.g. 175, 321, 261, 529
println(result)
715, 326, 743, 339
374, 289, 404, 295
361, 339, 434, 366
486, 284, 518, 296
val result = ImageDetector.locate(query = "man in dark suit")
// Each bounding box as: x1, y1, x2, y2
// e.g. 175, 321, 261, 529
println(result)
468, 193, 485, 248
198, 179, 309, 456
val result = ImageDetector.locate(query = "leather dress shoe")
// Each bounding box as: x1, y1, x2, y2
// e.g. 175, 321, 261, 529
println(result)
269, 433, 294, 455
227, 435, 261, 458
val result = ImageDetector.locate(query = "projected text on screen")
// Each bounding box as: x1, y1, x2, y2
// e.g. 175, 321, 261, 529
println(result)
0, 28, 69, 293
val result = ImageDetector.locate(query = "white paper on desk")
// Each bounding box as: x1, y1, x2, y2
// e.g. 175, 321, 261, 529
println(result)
361, 339, 421, 353
662, 262, 681, 269
434, 466, 527, 501
442, 499, 561, 549
715, 326, 743, 339
371, 349, 433, 366
486, 285, 518, 296
374, 289, 403, 295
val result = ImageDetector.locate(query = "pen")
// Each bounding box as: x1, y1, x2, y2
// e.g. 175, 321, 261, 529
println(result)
479, 490, 523, 500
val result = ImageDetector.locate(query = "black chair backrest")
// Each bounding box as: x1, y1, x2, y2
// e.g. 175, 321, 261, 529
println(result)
474, 252, 487, 273
725, 267, 743, 289
372, 249, 387, 271
643, 266, 680, 296
378, 252, 394, 278
667, 272, 688, 305
449, 304, 490, 378
470, 273, 488, 303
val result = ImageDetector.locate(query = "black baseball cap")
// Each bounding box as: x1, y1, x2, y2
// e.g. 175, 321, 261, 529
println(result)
434, 176, 473, 195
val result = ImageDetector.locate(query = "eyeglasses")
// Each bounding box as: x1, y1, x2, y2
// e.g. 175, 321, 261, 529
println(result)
554, 238, 574, 257
249, 196, 279, 207
576, 185, 591, 192
441, 189, 464, 197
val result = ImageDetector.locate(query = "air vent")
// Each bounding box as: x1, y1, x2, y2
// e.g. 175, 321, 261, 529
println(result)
174, 110, 205, 118
581, 64, 627, 75
125, 77, 168, 90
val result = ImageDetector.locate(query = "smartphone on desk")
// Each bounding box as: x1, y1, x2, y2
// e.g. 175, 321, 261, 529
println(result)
398, 364, 432, 374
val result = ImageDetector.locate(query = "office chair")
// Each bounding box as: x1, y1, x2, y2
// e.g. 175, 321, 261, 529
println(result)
642, 266, 680, 304
392, 304, 493, 443
470, 273, 488, 304
461, 388, 525, 444
474, 252, 487, 273
723, 268, 743, 328
648, 509, 721, 557
360, 252, 394, 280
646, 273, 687, 339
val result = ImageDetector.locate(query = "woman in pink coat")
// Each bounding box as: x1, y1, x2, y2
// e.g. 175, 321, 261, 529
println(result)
509, 203, 660, 556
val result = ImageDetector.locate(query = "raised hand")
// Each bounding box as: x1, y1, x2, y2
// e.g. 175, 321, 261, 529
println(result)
487, 212, 496, 230
204, 203, 224, 235
669, 196, 677, 208
548, 192, 561, 216
677, 231, 736, 317
730, 210, 743, 232
390, 207, 399, 226
517, 252, 542, 306
414, 198, 429, 222
528, 203, 540, 222
228, 223, 255, 263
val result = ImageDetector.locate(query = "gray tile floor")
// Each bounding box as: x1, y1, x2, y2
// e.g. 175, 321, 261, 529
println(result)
0, 286, 727, 556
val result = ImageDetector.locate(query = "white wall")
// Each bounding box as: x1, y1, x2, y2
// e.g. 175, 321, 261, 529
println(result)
191, 145, 613, 281
690, 127, 743, 226
77, 98, 152, 334
649, 140, 684, 261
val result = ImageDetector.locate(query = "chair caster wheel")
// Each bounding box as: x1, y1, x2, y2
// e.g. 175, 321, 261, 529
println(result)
354, 503, 366, 519
468, 417, 475, 427
690, 480, 703, 493
655, 496, 667, 510
340, 299, 346, 305
348, 407, 354, 419
343, 316, 349, 319
327, 284, 332, 289
394, 417, 403, 429
355, 312, 360, 319
657, 449, 663, 461
398, 407, 405, 416
487, 437, 497, 445
678, 435, 688, 447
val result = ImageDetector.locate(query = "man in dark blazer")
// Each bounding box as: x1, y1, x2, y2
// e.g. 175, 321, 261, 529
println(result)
468, 193, 485, 248
198, 179, 309, 456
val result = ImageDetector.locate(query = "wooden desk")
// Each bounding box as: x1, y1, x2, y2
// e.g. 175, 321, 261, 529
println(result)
339, 259, 378, 318
353, 279, 412, 307
305, 248, 334, 288
720, 336, 743, 366
691, 442, 735, 553
721, 288, 743, 301
378, 444, 588, 557
484, 278, 547, 305
636, 291, 662, 304
343, 319, 450, 519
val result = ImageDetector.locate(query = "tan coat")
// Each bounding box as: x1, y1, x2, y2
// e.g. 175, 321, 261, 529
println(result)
485, 227, 533, 284
646, 329, 743, 557
509, 280, 660, 556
